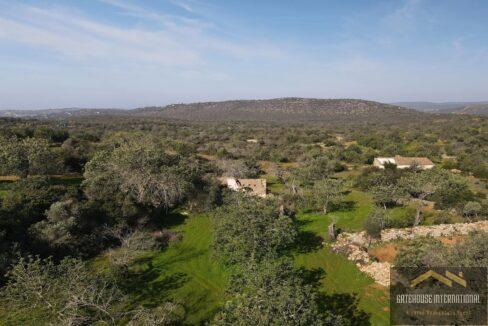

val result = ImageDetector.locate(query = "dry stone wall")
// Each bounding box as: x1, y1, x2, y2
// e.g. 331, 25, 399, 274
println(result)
331, 221, 488, 287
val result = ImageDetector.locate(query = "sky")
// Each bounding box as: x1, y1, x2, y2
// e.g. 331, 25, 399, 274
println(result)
0, 0, 487, 109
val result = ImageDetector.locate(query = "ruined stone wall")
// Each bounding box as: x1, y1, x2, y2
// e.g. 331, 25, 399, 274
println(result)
331, 220, 488, 287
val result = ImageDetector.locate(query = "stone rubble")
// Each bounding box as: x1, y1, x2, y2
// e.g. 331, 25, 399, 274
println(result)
330, 220, 488, 287
381, 220, 488, 242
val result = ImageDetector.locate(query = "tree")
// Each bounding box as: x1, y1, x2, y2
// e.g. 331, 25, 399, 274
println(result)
394, 237, 445, 268
0, 137, 62, 177
298, 156, 337, 184
83, 138, 204, 219
129, 304, 184, 326
370, 184, 405, 209
213, 260, 340, 326
398, 170, 444, 226
22, 138, 63, 175
105, 227, 159, 270
217, 159, 260, 178
395, 233, 488, 268
312, 178, 346, 214
399, 169, 473, 225
0, 137, 28, 177
213, 194, 297, 265
1, 256, 125, 325
0, 177, 67, 246
363, 209, 387, 239
33, 199, 76, 248
443, 233, 488, 267
1, 256, 183, 325
31, 198, 111, 258
463, 201, 482, 219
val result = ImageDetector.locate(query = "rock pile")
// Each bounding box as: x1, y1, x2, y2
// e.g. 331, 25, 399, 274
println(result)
381, 220, 488, 242
331, 231, 390, 286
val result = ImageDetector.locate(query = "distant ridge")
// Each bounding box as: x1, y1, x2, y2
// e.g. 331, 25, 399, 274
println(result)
393, 101, 488, 115
5, 98, 477, 124
132, 98, 425, 123
0, 108, 128, 118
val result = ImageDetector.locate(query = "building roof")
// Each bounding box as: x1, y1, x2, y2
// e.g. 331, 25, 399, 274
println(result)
219, 177, 267, 197
236, 178, 267, 196
394, 155, 434, 166
375, 157, 396, 164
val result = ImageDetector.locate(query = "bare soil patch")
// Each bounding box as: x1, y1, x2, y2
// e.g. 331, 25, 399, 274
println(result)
369, 243, 398, 263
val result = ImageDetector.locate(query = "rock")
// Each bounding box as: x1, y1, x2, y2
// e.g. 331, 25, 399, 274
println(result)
360, 262, 391, 287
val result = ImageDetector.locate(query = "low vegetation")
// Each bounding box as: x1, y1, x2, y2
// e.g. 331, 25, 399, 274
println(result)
0, 107, 486, 324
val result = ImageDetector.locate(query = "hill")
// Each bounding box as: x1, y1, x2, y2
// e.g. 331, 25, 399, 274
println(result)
0, 108, 129, 118
394, 101, 488, 115
133, 98, 425, 123
455, 104, 488, 116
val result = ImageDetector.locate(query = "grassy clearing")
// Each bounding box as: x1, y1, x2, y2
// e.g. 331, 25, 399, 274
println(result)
50, 188, 390, 325
48, 175, 84, 187
126, 214, 230, 325
262, 174, 285, 194
294, 191, 390, 325
127, 197, 389, 325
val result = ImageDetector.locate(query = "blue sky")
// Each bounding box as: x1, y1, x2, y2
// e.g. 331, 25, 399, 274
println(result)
0, 0, 487, 109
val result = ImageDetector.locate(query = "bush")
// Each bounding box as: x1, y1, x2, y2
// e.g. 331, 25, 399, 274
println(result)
363, 209, 387, 238
385, 207, 416, 228
394, 237, 444, 268
463, 201, 482, 219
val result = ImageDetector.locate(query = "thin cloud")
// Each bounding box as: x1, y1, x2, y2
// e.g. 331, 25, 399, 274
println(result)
170, 0, 194, 13
0, 2, 282, 67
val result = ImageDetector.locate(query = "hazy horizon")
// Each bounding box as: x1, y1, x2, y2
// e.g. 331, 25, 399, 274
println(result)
2, 98, 488, 111
1, 0, 487, 109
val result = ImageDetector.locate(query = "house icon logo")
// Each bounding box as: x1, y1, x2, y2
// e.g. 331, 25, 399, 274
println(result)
410, 270, 467, 288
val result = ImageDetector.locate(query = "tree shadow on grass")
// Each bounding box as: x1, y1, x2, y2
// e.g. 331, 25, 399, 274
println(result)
332, 200, 356, 212
299, 266, 327, 285
123, 259, 190, 306
293, 231, 324, 254
152, 211, 188, 229
299, 267, 371, 325
318, 292, 371, 325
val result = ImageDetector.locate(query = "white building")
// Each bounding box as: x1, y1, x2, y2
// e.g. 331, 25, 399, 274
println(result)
373, 155, 434, 170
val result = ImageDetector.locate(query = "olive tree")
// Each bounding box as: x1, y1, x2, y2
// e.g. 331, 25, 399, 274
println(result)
399, 170, 444, 226
1, 256, 125, 325
83, 138, 203, 218
213, 261, 341, 326
1, 256, 183, 325
312, 178, 346, 214
213, 194, 297, 265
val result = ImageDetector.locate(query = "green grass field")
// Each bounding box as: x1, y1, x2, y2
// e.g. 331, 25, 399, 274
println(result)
1, 182, 390, 324
121, 190, 390, 324
126, 214, 230, 324
294, 212, 390, 325
293, 189, 389, 325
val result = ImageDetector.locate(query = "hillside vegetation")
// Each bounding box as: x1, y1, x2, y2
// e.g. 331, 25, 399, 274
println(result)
0, 111, 486, 325
135, 98, 425, 123
1, 98, 430, 124
395, 101, 488, 115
